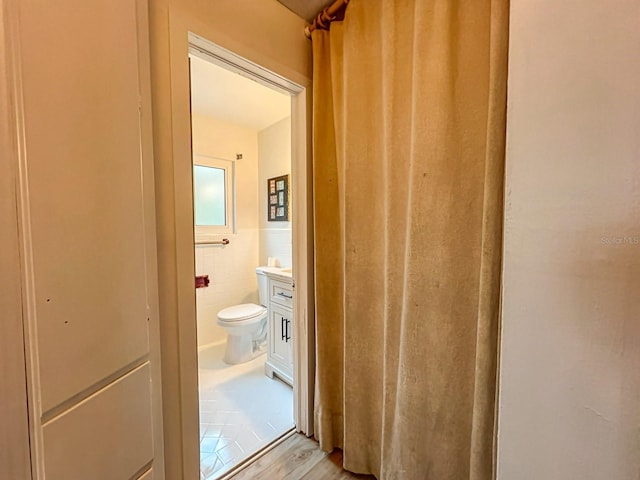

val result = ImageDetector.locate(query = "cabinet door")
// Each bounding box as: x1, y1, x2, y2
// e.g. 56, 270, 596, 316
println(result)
270, 305, 292, 368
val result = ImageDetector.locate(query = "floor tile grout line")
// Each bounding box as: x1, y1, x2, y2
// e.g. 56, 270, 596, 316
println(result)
198, 344, 294, 479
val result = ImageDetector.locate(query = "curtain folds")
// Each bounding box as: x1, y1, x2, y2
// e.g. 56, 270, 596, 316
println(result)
312, 1, 509, 479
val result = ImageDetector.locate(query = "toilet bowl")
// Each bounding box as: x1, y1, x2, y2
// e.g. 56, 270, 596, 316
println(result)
216, 268, 270, 364
216, 303, 267, 364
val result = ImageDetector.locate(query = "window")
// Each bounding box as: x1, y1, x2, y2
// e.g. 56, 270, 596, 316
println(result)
194, 165, 226, 226
193, 155, 235, 242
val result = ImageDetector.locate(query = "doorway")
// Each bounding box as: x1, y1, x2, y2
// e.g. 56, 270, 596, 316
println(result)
186, 35, 312, 479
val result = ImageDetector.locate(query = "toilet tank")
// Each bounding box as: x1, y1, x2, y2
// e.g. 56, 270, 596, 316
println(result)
256, 269, 269, 306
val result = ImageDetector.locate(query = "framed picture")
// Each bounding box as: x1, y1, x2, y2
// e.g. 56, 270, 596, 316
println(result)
267, 174, 289, 221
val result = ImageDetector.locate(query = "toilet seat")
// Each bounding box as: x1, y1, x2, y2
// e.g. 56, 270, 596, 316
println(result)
217, 303, 266, 323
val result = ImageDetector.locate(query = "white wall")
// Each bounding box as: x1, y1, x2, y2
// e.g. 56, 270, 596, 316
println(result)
258, 116, 292, 267
498, 1, 640, 479
192, 114, 259, 347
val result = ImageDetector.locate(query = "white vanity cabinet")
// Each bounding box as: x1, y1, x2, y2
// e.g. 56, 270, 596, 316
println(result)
265, 277, 294, 385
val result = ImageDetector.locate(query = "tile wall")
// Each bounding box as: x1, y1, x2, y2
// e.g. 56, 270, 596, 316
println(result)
195, 229, 259, 346
193, 114, 292, 347
258, 117, 292, 268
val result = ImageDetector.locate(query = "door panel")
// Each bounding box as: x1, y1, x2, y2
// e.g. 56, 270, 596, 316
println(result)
270, 305, 292, 366
42, 364, 153, 480
19, 0, 150, 414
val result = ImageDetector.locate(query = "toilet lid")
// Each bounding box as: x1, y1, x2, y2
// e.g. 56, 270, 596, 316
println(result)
218, 303, 266, 322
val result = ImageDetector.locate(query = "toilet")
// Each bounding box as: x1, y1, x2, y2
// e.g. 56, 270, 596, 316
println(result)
216, 268, 269, 364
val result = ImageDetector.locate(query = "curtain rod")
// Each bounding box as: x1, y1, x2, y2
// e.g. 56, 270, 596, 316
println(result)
304, 0, 350, 38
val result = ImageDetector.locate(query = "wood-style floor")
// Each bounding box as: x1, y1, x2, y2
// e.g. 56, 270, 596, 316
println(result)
229, 433, 376, 480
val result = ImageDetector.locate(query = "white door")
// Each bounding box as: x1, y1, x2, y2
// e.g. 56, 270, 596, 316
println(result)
13, 0, 162, 478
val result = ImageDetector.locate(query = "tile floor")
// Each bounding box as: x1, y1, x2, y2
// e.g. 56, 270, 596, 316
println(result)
198, 343, 294, 480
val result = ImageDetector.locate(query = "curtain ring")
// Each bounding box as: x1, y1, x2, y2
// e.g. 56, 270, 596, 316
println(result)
317, 9, 337, 30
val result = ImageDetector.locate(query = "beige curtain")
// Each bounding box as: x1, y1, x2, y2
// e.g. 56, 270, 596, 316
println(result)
312, 1, 509, 479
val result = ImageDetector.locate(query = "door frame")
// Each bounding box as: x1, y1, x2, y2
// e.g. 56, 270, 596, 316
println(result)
0, 0, 32, 478
187, 32, 315, 434
165, 22, 315, 475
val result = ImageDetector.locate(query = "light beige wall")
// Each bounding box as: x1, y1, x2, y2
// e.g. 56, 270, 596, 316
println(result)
498, 1, 640, 479
258, 116, 292, 267
192, 114, 260, 347
149, 0, 310, 477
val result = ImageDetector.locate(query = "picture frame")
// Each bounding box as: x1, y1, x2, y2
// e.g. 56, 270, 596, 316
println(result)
267, 174, 289, 221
